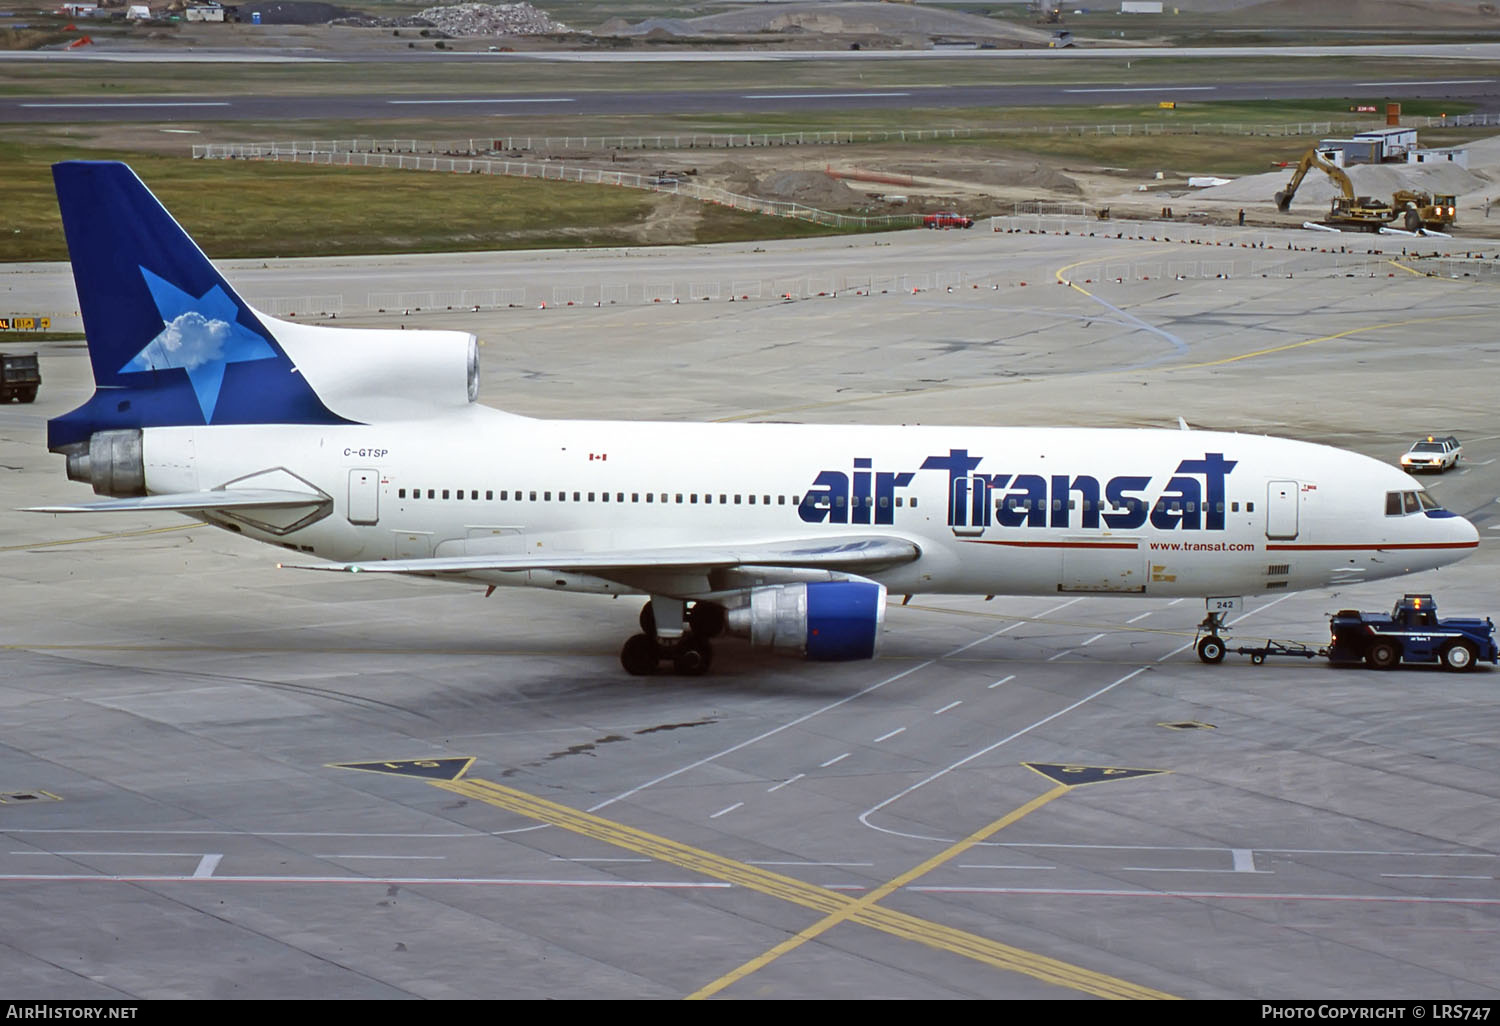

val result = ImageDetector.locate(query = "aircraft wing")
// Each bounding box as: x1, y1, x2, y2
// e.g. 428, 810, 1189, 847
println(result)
281, 536, 919, 578
23, 489, 329, 514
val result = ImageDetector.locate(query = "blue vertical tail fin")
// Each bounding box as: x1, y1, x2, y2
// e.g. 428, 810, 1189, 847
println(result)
48, 161, 347, 451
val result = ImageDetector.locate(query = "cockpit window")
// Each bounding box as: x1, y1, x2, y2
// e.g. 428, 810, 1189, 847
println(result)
1387, 490, 1436, 515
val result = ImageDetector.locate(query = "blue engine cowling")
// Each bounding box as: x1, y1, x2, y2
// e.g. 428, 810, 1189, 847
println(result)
725, 581, 886, 660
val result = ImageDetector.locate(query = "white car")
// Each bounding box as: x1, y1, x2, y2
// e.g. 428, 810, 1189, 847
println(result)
1401, 435, 1462, 473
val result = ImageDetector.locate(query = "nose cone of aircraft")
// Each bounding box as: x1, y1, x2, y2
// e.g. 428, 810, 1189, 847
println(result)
1430, 507, 1481, 562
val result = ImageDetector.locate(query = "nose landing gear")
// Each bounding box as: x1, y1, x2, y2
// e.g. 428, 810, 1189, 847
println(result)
1195, 609, 1229, 665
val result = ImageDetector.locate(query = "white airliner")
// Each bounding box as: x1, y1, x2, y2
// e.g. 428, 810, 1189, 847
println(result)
29, 161, 1480, 675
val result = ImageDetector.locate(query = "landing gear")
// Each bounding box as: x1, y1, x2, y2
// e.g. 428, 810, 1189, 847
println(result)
1197, 634, 1226, 664
1195, 609, 1229, 665
620, 600, 724, 676
620, 633, 659, 676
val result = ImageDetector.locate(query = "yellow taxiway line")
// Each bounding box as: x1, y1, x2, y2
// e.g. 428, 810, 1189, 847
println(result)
433, 775, 1176, 1000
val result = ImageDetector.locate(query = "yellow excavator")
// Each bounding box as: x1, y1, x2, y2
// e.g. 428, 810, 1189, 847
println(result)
1275, 147, 1459, 231
1273, 148, 1397, 230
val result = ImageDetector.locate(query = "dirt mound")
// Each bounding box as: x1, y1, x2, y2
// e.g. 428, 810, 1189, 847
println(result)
892, 160, 1081, 195
1200, 162, 1485, 207
752, 170, 865, 209
709, 160, 760, 194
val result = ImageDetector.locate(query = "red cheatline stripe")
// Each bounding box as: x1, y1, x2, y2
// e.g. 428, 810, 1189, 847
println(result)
961, 539, 1140, 550
1267, 542, 1479, 551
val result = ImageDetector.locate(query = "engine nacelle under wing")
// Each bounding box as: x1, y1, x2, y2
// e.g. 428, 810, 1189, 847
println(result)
726, 581, 886, 661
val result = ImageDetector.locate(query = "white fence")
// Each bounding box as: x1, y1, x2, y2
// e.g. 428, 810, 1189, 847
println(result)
193, 116, 1500, 161
193, 114, 1500, 164
199, 148, 924, 231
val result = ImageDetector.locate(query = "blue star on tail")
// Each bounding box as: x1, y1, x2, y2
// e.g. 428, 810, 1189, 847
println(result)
120, 266, 277, 422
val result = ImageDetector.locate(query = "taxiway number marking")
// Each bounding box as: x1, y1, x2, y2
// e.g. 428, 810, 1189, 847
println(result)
329, 758, 476, 781
1023, 763, 1170, 788
413, 773, 1175, 1000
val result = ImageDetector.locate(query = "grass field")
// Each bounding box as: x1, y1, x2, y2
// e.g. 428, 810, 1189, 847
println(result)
0, 144, 856, 263
0, 93, 1487, 262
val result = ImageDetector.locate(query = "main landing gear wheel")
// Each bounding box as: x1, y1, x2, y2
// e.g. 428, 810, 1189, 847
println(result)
1197, 635, 1226, 664
673, 638, 713, 677
620, 634, 658, 676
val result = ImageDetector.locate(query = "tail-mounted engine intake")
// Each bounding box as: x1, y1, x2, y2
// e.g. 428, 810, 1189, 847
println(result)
726, 581, 886, 661
63, 428, 145, 497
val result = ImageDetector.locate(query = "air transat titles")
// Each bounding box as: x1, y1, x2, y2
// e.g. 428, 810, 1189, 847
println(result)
799, 450, 1238, 531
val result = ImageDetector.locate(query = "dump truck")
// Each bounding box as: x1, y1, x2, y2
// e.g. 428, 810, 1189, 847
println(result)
1274, 147, 1398, 231
1392, 189, 1458, 232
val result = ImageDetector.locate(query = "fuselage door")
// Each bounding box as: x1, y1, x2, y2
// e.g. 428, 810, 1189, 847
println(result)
348, 468, 380, 525
950, 474, 991, 537
1266, 479, 1298, 540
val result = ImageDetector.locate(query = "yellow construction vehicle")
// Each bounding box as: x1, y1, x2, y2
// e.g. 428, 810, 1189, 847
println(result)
1274, 147, 1397, 231
1392, 190, 1458, 232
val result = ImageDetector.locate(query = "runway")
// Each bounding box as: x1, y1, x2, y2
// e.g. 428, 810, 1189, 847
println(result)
4, 73, 1500, 124
2, 221, 1498, 998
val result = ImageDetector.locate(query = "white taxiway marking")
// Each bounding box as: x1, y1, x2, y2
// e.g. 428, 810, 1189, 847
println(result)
960, 864, 1057, 871
1123, 866, 1258, 874
1082, 633, 1106, 646
193, 855, 222, 878
1064, 86, 1216, 93
13, 850, 211, 857
22, 101, 231, 108
594, 600, 1081, 819
386, 98, 575, 105
861, 667, 1148, 833
318, 854, 447, 860
767, 773, 805, 793
1381, 873, 1493, 880
0, 873, 734, 888
742, 91, 911, 99
1127, 612, 1153, 624
906, 885, 1500, 906
987, 674, 1016, 689
933, 701, 962, 715
873, 727, 906, 743
709, 803, 743, 819
550, 857, 651, 863
1047, 649, 1074, 661
820, 752, 851, 768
